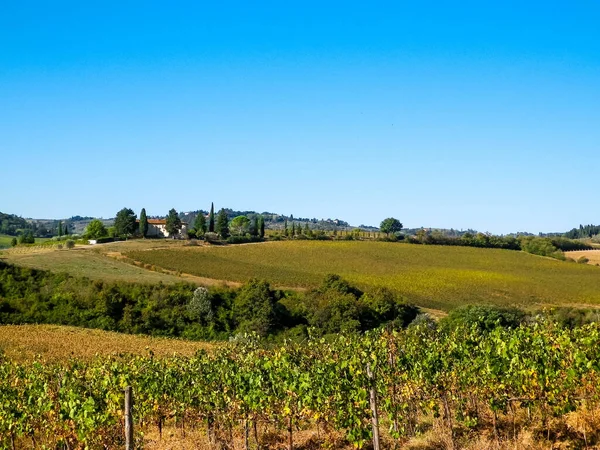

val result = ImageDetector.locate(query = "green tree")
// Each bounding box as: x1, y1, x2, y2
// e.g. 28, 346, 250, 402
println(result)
114, 208, 137, 238
165, 208, 182, 238
139, 208, 149, 238
194, 212, 207, 237
85, 219, 108, 239
251, 216, 259, 237
18, 230, 35, 244
230, 215, 250, 236
208, 202, 215, 233
380, 217, 403, 235
291, 222, 296, 237
233, 279, 277, 336
259, 216, 265, 238
304, 223, 311, 237
216, 209, 230, 239
57, 221, 63, 237
284, 219, 289, 237
10, 237, 17, 247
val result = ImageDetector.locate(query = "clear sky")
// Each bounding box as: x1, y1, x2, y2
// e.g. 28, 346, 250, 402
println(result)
1, 1, 598, 234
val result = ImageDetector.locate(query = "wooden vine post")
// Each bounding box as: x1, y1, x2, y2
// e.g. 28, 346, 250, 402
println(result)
125, 386, 134, 450
366, 364, 380, 450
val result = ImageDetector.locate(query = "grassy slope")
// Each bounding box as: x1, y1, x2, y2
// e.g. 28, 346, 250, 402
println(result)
0, 234, 14, 249
1, 247, 185, 284
0, 324, 212, 362
125, 240, 600, 310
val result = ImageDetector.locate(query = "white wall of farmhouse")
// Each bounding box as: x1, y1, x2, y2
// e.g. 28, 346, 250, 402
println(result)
146, 222, 188, 238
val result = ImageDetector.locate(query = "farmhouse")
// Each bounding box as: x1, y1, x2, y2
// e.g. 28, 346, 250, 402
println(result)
143, 219, 188, 238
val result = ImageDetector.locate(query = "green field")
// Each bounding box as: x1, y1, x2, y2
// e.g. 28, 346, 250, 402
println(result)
0, 235, 13, 249
0, 234, 52, 249
1, 247, 185, 284
126, 240, 600, 310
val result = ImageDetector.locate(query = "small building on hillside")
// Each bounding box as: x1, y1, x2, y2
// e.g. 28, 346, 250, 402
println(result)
141, 219, 188, 238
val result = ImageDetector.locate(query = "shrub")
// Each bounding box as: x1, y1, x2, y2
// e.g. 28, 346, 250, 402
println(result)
57, 244, 63, 250
520, 236, 564, 260
65, 240, 75, 249
227, 235, 262, 245
204, 232, 219, 243
442, 305, 526, 332
577, 256, 590, 264
10, 237, 17, 247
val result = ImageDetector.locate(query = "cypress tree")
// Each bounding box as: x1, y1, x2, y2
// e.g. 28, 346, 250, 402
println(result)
209, 203, 215, 233
194, 212, 207, 236
284, 219, 289, 237
139, 208, 148, 238
216, 209, 229, 239
58, 221, 63, 237
251, 216, 259, 237
291, 222, 296, 237
259, 216, 265, 238
304, 223, 310, 236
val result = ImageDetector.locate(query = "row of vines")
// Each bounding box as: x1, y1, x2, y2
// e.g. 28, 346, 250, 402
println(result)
2, 321, 600, 448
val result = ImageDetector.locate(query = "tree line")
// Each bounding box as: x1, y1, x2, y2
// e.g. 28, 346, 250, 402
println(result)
0, 261, 418, 340
564, 223, 600, 240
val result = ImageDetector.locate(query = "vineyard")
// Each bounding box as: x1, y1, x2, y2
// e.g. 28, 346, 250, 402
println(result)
2, 321, 600, 449
125, 240, 600, 309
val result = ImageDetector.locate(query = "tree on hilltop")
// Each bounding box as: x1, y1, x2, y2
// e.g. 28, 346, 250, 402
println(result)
251, 216, 259, 237
85, 219, 108, 239
230, 215, 250, 236
216, 209, 230, 239
139, 208, 148, 238
114, 208, 137, 238
380, 217, 403, 236
208, 203, 215, 233
165, 208, 182, 238
194, 212, 207, 237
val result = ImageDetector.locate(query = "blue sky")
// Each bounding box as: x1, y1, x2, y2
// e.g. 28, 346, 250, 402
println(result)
1, 1, 598, 234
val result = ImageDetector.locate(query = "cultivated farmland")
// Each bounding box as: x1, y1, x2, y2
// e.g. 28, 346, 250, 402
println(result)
126, 240, 600, 310
0, 324, 212, 362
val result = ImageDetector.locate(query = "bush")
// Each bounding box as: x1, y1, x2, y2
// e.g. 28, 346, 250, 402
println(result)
57, 244, 63, 250
227, 235, 262, 245
577, 256, 589, 264
442, 305, 526, 332
93, 237, 116, 244
18, 231, 35, 244
204, 232, 219, 243
520, 236, 564, 260
65, 240, 75, 249
544, 307, 600, 328
10, 237, 17, 247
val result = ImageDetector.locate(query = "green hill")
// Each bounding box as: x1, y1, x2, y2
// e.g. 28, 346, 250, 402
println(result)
126, 240, 600, 310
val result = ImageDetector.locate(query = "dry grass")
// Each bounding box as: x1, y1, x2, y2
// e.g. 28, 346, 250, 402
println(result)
566, 249, 600, 266
143, 426, 356, 450
0, 324, 213, 362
